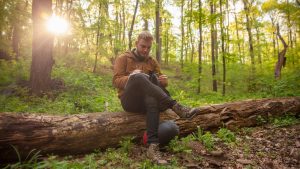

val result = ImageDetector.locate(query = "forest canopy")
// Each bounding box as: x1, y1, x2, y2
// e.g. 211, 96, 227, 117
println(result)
0, 0, 299, 113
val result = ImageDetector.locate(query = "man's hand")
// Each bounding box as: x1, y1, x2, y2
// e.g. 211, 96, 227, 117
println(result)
158, 74, 168, 87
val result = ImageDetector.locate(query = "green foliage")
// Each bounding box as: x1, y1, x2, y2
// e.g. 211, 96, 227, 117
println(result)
217, 128, 236, 143
103, 148, 132, 167
119, 136, 134, 153
4, 146, 41, 169
0, 60, 122, 114
271, 115, 299, 127
168, 135, 194, 153
192, 127, 215, 151
256, 115, 268, 124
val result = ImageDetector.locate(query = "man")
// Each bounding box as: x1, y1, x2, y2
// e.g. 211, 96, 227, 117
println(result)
113, 31, 199, 164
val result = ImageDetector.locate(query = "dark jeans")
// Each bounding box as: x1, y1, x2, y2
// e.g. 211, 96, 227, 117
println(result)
120, 73, 176, 144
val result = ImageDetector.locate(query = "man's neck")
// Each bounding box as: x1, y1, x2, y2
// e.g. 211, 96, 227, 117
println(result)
132, 48, 146, 61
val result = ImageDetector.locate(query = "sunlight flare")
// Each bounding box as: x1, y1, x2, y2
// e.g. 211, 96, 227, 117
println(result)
46, 14, 69, 35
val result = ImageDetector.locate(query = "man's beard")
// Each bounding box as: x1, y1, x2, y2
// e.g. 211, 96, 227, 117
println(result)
134, 49, 148, 61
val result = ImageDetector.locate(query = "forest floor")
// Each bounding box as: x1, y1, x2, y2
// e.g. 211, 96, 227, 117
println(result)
3, 117, 300, 169
121, 123, 300, 169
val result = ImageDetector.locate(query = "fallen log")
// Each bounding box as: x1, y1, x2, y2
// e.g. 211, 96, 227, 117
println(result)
0, 97, 299, 162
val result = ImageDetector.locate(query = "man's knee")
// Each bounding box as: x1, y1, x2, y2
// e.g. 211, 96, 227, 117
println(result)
130, 73, 149, 84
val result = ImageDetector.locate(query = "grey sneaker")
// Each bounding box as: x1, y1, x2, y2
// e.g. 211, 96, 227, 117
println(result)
147, 143, 168, 165
172, 103, 199, 119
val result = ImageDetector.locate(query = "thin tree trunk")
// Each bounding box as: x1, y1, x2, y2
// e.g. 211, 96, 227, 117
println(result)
121, 0, 126, 47
180, 0, 184, 69
63, 0, 73, 56
197, 0, 203, 94
128, 0, 139, 50
220, 0, 226, 96
242, 0, 255, 87
30, 0, 54, 95
274, 24, 288, 79
155, 0, 161, 63
210, 0, 217, 92
225, 0, 230, 53
164, 22, 169, 65
93, 3, 101, 73
143, 18, 148, 31
271, 18, 277, 58
1, 97, 299, 162
255, 25, 262, 65
189, 0, 194, 63
233, 1, 242, 63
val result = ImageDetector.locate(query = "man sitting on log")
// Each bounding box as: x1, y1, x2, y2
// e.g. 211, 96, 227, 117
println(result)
112, 31, 200, 164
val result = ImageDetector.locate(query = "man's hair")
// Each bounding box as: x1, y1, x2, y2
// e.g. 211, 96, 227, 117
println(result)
137, 31, 154, 41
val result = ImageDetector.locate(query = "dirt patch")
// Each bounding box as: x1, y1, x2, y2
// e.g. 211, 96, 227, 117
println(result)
128, 124, 300, 168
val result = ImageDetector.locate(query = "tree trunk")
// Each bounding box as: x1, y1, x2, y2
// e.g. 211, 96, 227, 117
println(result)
189, 0, 194, 63
255, 25, 262, 65
30, 0, 54, 95
220, 0, 226, 96
128, 0, 139, 50
242, 0, 255, 90
197, 0, 203, 94
0, 97, 299, 162
93, 3, 101, 73
233, 4, 242, 63
210, 0, 217, 92
274, 24, 288, 79
12, 2, 21, 60
271, 17, 277, 58
155, 0, 161, 63
180, 0, 184, 69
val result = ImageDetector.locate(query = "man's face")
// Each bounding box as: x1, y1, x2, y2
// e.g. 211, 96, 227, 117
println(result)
135, 39, 152, 58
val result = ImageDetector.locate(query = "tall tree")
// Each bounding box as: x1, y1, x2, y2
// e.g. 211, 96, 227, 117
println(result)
197, 0, 203, 94
233, 0, 242, 63
188, 0, 195, 63
210, 0, 217, 92
274, 24, 288, 79
220, 0, 226, 96
180, 0, 185, 68
93, 2, 101, 73
12, 1, 22, 60
30, 0, 54, 95
155, 0, 161, 63
128, 0, 139, 50
243, 0, 255, 83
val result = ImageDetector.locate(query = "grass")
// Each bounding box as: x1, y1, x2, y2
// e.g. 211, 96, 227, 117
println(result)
217, 128, 236, 144
271, 115, 300, 127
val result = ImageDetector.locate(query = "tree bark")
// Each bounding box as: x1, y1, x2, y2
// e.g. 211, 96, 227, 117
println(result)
189, 0, 194, 63
220, 0, 226, 96
242, 0, 255, 78
180, 0, 185, 69
155, 0, 161, 63
93, 3, 101, 73
128, 0, 139, 50
274, 24, 288, 79
30, 0, 54, 95
197, 0, 203, 94
1, 97, 299, 162
210, 0, 217, 92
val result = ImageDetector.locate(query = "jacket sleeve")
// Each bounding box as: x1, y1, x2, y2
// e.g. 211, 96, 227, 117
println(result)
113, 54, 129, 89
152, 59, 162, 76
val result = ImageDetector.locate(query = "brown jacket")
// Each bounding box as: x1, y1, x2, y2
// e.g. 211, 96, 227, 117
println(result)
113, 50, 162, 98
